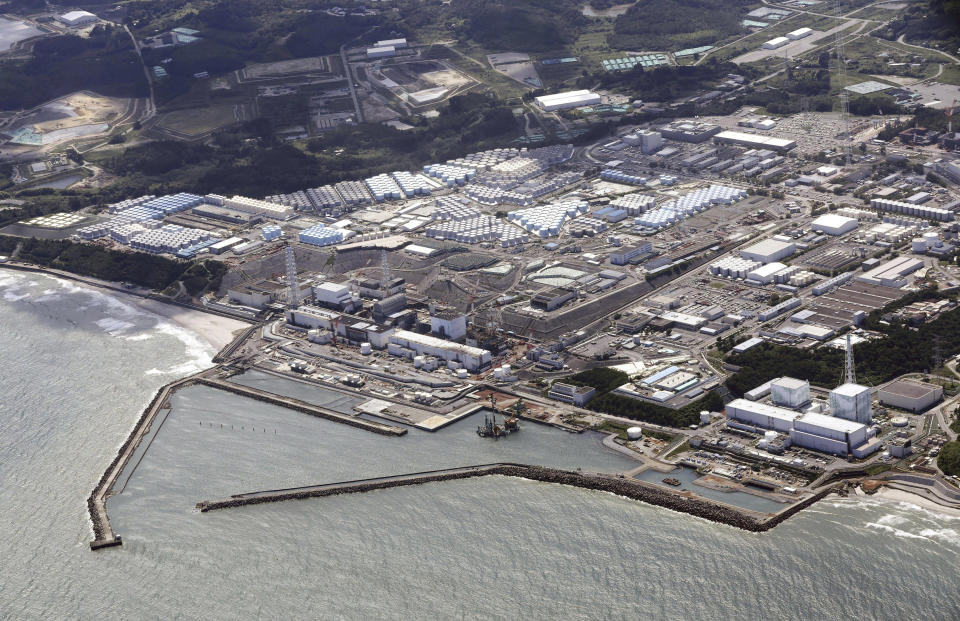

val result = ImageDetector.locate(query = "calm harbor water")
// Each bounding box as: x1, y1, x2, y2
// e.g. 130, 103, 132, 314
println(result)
0, 17, 43, 51
1, 270, 958, 620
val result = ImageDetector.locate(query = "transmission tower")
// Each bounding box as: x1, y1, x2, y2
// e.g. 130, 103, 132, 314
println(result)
285, 245, 300, 308
380, 248, 391, 290
834, 0, 851, 165
844, 332, 856, 385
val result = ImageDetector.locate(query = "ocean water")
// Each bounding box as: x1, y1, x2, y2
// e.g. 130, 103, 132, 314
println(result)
1, 270, 959, 621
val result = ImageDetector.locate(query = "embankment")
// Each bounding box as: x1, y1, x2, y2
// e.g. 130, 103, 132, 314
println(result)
197, 463, 835, 532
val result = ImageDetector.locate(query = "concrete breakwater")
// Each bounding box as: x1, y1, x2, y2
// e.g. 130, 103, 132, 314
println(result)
88, 371, 407, 550
88, 373, 199, 550
197, 464, 834, 532
194, 378, 407, 436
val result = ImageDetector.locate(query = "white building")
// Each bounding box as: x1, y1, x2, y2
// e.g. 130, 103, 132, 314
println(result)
430, 311, 467, 341
770, 377, 810, 408
762, 36, 790, 50
624, 130, 664, 154
367, 46, 396, 59
58, 10, 98, 27
725, 399, 800, 432
811, 214, 858, 236
877, 379, 943, 413
223, 195, 293, 219
740, 238, 796, 263
376, 38, 408, 49
313, 281, 355, 310
829, 383, 872, 424
786, 27, 813, 40
548, 382, 596, 406
388, 329, 491, 372
791, 412, 868, 455
534, 90, 602, 112
713, 130, 796, 152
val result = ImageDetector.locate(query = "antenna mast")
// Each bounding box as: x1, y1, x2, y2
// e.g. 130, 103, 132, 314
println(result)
835, 0, 851, 165
844, 333, 856, 385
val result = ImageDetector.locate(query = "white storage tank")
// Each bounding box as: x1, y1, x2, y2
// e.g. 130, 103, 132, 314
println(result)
627, 426, 643, 440
360, 342, 372, 355
456, 368, 468, 379
700, 410, 711, 424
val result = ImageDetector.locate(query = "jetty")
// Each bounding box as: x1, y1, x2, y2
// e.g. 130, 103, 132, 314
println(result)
196, 463, 835, 532
194, 378, 407, 436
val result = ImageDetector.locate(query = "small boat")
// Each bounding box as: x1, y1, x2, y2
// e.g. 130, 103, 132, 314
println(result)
662, 477, 681, 486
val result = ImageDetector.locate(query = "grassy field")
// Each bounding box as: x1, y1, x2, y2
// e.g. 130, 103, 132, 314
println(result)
155, 104, 240, 137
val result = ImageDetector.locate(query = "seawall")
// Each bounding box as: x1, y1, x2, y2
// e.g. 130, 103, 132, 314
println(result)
197, 463, 834, 532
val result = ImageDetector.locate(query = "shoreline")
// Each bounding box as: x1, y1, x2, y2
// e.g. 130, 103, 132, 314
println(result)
860, 486, 960, 518
0, 261, 250, 352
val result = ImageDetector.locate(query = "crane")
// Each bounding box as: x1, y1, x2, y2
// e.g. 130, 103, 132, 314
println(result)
947, 99, 958, 134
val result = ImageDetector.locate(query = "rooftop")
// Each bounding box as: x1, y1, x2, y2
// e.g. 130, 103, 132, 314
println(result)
797, 411, 866, 433
880, 379, 941, 399
831, 383, 871, 397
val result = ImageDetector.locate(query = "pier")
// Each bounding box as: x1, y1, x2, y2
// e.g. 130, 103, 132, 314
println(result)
196, 463, 834, 532
194, 378, 408, 436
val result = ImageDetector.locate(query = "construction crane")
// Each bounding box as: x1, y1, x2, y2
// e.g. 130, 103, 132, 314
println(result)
947, 99, 958, 134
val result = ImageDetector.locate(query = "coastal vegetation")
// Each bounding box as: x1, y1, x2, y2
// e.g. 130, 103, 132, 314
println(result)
562, 367, 724, 427
0, 236, 225, 292
937, 441, 960, 477
609, 0, 751, 51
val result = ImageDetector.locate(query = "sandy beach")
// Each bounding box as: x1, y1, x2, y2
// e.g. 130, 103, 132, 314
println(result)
130, 296, 249, 351
859, 486, 960, 518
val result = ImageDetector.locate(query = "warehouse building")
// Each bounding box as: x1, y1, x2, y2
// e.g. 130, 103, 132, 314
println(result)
811, 214, 858, 236
531, 288, 576, 311
534, 90, 602, 111
762, 36, 790, 50
366, 46, 396, 59
877, 379, 943, 413
713, 130, 796, 152
58, 10, 98, 26
856, 256, 924, 288
740, 238, 796, 263
786, 27, 813, 40
609, 242, 653, 265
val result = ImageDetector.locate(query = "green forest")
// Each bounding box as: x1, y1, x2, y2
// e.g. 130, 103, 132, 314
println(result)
609, 0, 752, 50
91, 93, 520, 200
727, 303, 960, 394
562, 367, 724, 427
0, 26, 147, 109
0, 236, 225, 293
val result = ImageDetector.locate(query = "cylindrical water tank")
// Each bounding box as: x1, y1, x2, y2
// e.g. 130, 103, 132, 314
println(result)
627, 426, 643, 440
360, 342, 372, 355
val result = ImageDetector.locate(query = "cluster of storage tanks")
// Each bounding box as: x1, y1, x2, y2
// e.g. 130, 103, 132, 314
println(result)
431, 197, 482, 221
568, 216, 610, 238
463, 184, 533, 206
364, 174, 405, 201
491, 364, 516, 381
76, 193, 205, 240
298, 223, 346, 247
446, 148, 521, 171
871, 198, 955, 222
709, 256, 763, 279
424, 214, 529, 246
912, 231, 945, 252
635, 184, 746, 229
261, 224, 282, 241
507, 200, 589, 238
610, 193, 656, 215
391, 171, 435, 197
128, 224, 217, 254
601, 169, 647, 185
422, 163, 477, 186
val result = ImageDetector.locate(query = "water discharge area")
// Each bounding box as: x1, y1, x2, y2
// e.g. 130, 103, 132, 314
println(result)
97, 368, 820, 548
3, 270, 960, 620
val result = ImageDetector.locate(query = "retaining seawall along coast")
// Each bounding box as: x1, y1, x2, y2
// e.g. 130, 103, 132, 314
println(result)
87, 373, 203, 550
88, 370, 408, 550
196, 463, 836, 533
194, 378, 408, 436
